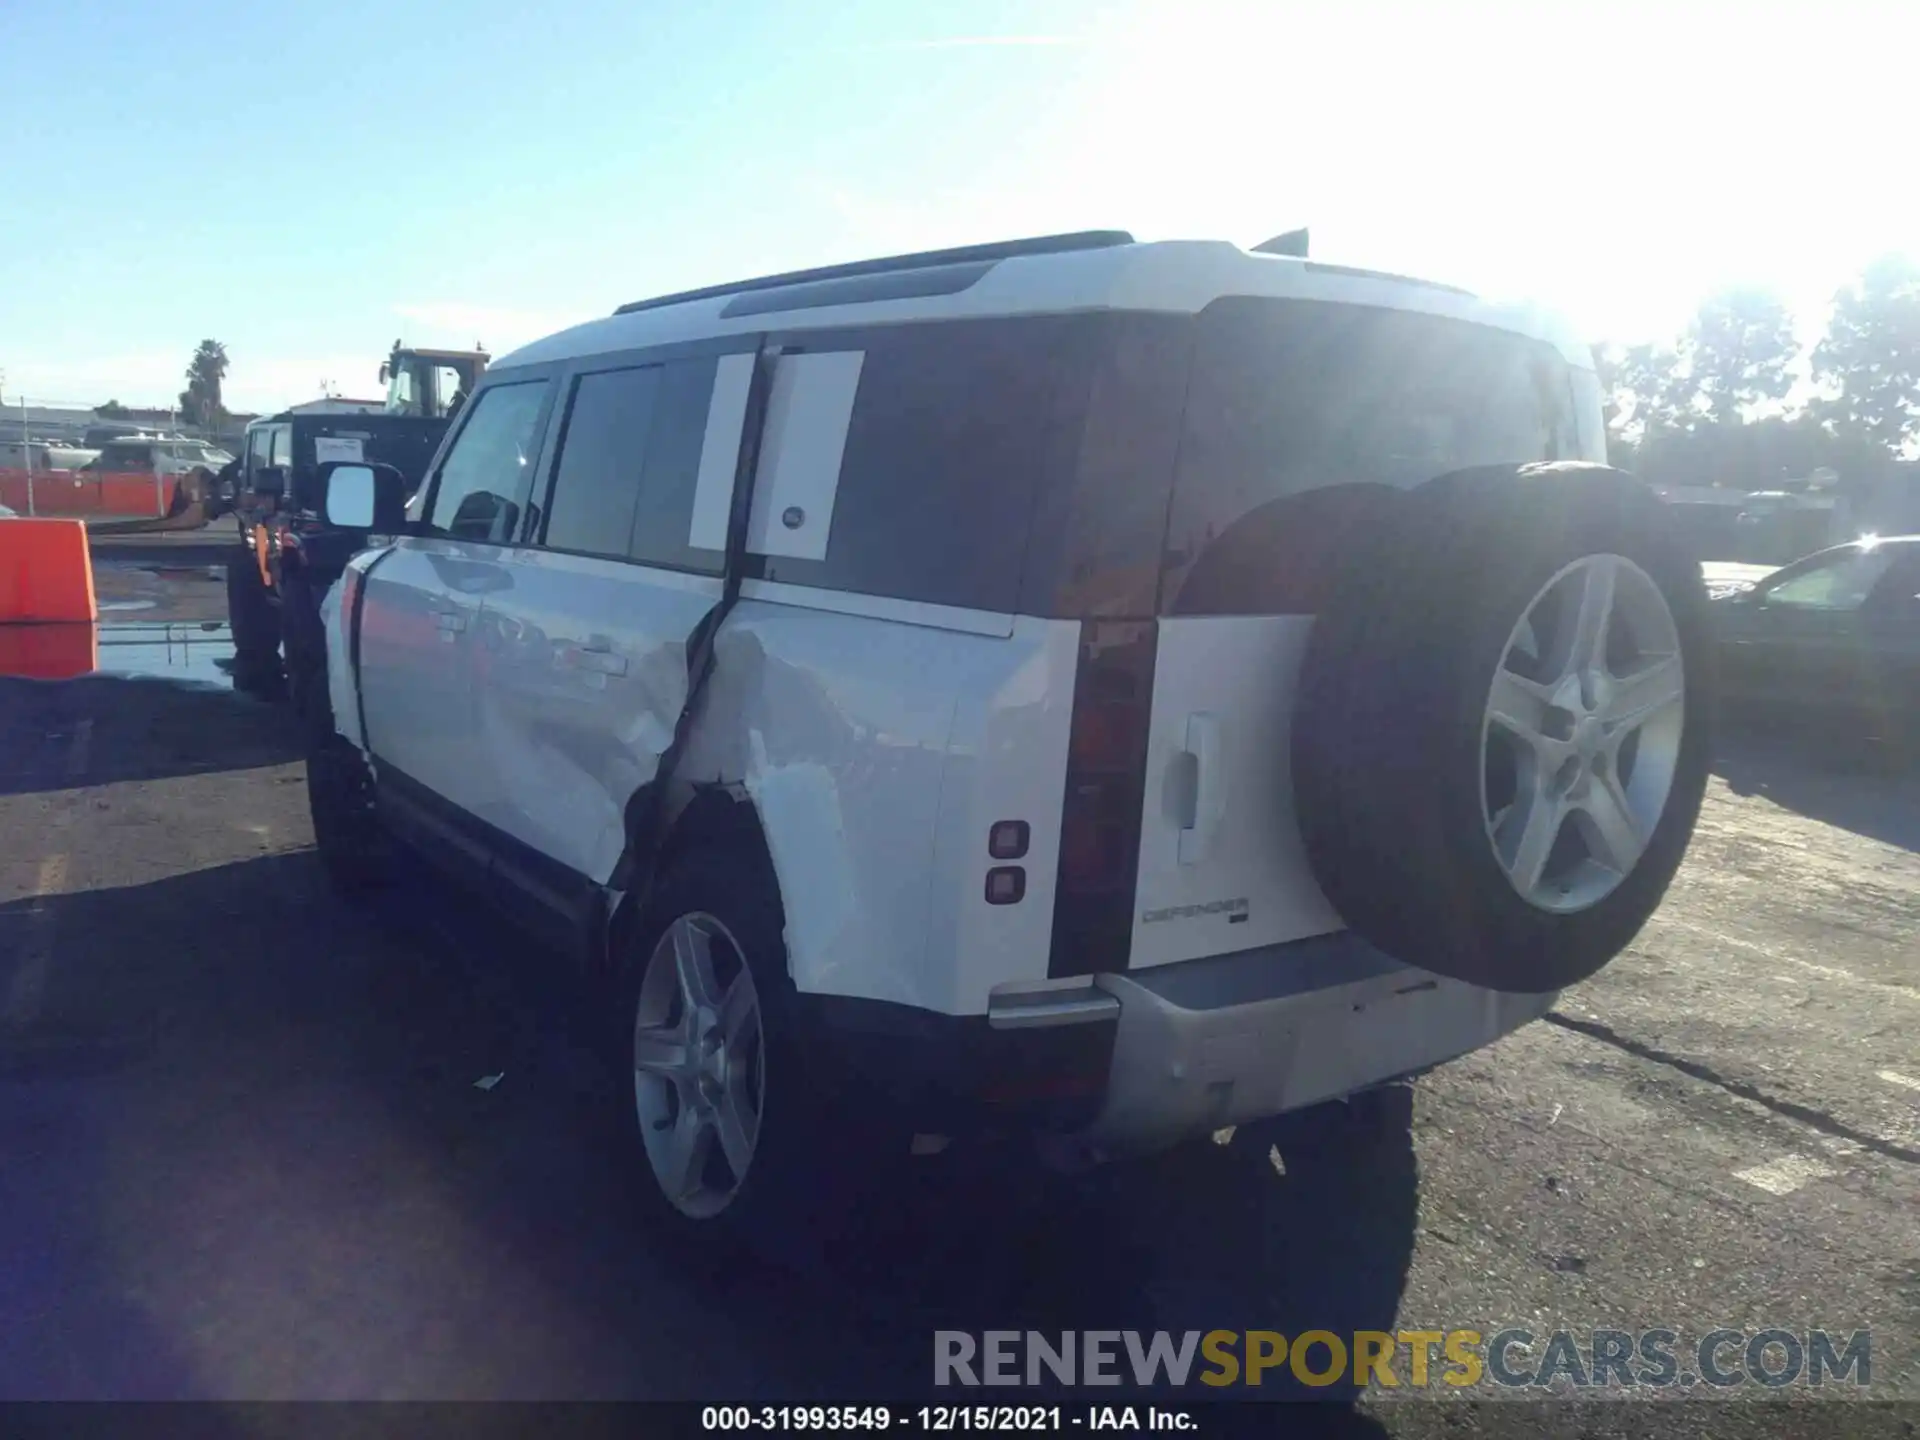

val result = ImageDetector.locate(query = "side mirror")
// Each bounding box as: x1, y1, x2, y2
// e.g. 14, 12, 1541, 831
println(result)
252, 465, 286, 498
315, 461, 408, 531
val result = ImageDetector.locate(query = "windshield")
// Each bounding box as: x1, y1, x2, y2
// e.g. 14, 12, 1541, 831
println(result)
384, 366, 418, 416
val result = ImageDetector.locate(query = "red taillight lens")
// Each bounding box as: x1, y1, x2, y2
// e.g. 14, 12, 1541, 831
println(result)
1049, 621, 1156, 978
1068, 705, 1139, 770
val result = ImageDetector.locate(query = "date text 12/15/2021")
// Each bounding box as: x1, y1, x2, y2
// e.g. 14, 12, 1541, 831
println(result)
702, 1407, 1198, 1432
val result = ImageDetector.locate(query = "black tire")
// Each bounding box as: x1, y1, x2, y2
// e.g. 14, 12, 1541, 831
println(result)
303, 686, 395, 894
614, 846, 881, 1265
1292, 463, 1713, 993
280, 569, 326, 720
226, 544, 283, 694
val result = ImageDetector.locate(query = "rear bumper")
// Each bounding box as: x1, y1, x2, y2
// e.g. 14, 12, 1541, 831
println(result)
1070, 933, 1556, 1154
797, 932, 1555, 1149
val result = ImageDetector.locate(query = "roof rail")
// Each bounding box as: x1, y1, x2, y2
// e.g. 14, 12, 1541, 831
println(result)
1304, 261, 1476, 298
612, 230, 1136, 317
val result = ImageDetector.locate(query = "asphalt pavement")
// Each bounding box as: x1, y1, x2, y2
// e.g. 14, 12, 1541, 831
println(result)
0, 582, 1913, 1434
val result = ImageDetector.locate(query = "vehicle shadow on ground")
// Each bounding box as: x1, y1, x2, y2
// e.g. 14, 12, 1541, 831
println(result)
1710, 723, 1920, 852
0, 675, 297, 798
0, 850, 1411, 1429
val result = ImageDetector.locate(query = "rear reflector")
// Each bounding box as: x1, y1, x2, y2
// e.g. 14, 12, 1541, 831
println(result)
1048, 620, 1155, 978
985, 867, 1026, 905
988, 820, 1030, 860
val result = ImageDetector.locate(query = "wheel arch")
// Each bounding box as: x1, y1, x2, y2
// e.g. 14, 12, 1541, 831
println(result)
606, 782, 783, 987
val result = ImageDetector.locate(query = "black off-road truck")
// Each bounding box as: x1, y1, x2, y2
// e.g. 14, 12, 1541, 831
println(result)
223, 344, 487, 712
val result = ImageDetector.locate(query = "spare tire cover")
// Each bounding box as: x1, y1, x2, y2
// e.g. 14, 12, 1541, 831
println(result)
1291, 463, 1713, 994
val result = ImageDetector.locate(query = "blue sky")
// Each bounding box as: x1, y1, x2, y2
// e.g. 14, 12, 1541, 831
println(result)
2, 0, 1914, 413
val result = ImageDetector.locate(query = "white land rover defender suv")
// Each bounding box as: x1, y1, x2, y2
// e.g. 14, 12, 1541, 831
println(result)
307, 230, 1711, 1242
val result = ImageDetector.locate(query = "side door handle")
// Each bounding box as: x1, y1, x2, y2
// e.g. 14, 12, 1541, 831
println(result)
561, 641, 628, 677
432, 608, 467, 637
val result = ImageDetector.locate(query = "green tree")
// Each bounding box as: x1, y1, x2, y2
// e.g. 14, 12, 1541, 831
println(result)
177, 340, 230, 429
1812, 254, 1920, 454
95, 399, 130, 419
1674, 288, 1797, 427
1596, 340, 1688, 443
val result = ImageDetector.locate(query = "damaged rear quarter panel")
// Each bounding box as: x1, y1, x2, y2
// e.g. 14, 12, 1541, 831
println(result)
677, 596, 1078, 1015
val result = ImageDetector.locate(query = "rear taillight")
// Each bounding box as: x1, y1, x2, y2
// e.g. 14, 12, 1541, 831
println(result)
1048, 621, 1155, 979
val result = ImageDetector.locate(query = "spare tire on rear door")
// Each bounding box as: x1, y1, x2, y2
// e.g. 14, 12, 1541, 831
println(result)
1291, 463, 1712, 994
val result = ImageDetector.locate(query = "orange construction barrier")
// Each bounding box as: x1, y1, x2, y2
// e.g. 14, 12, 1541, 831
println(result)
0, 518, 99, 622
0, 469, 104, 516
99, 474, 174, 518
0, 622, 99, 679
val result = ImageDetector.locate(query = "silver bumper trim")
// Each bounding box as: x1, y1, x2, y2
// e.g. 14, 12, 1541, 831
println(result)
986, 987, 1122, 1030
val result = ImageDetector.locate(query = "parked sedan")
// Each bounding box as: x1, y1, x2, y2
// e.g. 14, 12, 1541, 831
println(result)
1712, 535, 1920, 744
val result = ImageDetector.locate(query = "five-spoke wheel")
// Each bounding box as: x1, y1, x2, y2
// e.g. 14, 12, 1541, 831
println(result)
1482, 552, 1686, 913
632, 912, 766, 1220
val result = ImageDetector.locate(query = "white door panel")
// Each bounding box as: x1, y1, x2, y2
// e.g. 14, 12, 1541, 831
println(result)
1130, 615, 1343, 968
922, 615, 1082, 1014
672, 599, 1072, 1014
357, 539, 503, 804
688, 353, 755, 552
682, 598, 956, 1009
473, 549, 721, 884
745, 350, 864, 562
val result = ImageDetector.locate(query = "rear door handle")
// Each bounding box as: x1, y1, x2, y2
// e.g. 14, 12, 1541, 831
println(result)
1178, 711, 1224, 866
433, 609, 467, 635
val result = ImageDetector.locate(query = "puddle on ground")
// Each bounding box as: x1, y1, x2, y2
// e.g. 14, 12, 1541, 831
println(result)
0, 620, 240, 686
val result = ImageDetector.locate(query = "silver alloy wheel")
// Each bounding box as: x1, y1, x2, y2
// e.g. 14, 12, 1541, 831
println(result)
631, 912, 765, 1219
1481, 553, 1685, 914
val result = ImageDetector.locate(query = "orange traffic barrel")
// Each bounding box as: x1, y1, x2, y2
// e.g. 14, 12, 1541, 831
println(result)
0, 517, 99, 623
0, 622, 99, 680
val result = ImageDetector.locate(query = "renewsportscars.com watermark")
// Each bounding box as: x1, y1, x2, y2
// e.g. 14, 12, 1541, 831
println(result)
934, 1329, 1872, 1391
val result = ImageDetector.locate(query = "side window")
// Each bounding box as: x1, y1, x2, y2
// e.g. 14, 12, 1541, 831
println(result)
542, 365, 665, 561
424, 381, 549, 543
100, 444, 146, 472
630, 358, 725, 572
268, 426, 294, 470
748, 317, 1089, 612
1761, 549, 1896, 612
247, 428, 273, 476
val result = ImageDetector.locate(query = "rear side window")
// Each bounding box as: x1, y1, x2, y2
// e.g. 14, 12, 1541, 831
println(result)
539, 357, 721, 572
749, 316, 1096, 613
544, 366, 665, 560
425, 381, 550, 543
629, 359, 724, 572
1164, 297, 1579, 614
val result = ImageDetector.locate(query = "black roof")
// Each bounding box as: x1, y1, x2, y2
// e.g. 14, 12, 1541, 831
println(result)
250, 408, 446, 431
